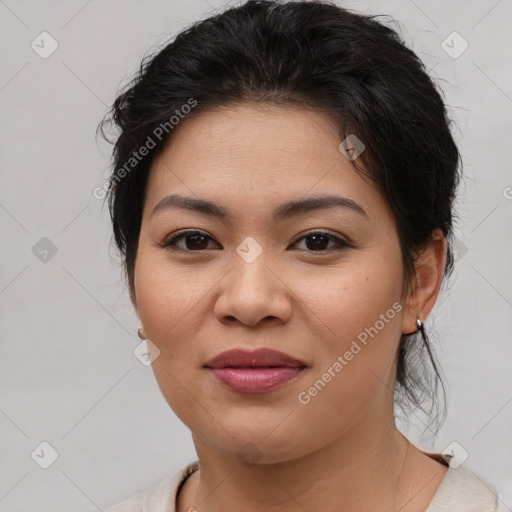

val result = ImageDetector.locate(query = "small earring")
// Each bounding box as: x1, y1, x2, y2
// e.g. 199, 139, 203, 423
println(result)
416, 317, 424, 333
137, 328, 145, 340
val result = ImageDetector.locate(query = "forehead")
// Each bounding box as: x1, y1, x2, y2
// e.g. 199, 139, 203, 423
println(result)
144, 104, 386, 221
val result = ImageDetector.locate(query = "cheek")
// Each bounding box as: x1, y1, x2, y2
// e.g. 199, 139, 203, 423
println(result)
133, 253, 221, 418
293, 257, 404, 412
133, 260, 202, 410
296, 254, 403, 351
134, 251, 212, 342
291, 300, 403, 448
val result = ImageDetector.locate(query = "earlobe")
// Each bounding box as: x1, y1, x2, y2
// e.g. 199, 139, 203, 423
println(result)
401, 229, 447, 335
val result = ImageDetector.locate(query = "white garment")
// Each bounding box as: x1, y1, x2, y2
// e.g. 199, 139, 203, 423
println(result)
105, 458, 504, 512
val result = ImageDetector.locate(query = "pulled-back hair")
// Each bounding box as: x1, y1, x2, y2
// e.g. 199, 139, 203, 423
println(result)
99, 0, 462, 431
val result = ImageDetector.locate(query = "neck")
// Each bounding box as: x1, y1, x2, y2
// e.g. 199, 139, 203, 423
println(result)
179, 407, 446, 512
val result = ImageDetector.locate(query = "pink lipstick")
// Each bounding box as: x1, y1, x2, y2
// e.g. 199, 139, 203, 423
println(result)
204, 348, 307, 393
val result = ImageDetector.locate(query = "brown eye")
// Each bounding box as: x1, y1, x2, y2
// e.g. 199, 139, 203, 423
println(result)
292, 231, 351, 252
162, 231, 220, 251
160, 230, 350, 253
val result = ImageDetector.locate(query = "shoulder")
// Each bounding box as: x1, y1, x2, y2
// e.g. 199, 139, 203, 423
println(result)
426, 463, 500, 512
104, 461, 199, 512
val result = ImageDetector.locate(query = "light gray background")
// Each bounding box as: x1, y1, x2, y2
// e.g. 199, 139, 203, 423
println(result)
0, 0, 511, 510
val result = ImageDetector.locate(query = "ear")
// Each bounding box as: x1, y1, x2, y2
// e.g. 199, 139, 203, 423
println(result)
401, 229, 447, 335
130, 282, 146, 339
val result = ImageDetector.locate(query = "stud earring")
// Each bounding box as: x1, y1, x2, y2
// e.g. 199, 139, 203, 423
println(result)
416, 317, 424, 333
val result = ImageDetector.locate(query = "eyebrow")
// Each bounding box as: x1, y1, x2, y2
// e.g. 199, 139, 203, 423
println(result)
150, 193, 369, 220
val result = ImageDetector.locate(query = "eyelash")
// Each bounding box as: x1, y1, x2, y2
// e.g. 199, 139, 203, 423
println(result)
159, 229, 351, 253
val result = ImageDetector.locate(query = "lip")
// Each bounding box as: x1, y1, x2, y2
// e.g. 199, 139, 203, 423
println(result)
204, 348, 307, 394
205, 348, 306, 369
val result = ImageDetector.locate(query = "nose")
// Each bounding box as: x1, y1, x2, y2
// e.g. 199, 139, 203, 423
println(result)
213, 248, 293, 327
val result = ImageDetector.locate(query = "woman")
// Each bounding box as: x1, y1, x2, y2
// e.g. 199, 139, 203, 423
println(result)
100, 1, 504, 510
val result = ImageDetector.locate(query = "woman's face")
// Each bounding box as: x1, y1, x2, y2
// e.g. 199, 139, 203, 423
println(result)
132, 104, 414, 463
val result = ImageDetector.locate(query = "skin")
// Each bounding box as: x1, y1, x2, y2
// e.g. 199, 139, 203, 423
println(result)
132, 103, 448, 512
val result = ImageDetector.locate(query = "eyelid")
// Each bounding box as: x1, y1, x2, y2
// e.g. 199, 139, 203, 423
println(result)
158, 229, 217, 250
159, 228, 352, 252
290, 229, 352, 249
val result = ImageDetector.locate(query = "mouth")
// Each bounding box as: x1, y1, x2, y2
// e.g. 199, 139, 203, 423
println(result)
204, 348, 308, 394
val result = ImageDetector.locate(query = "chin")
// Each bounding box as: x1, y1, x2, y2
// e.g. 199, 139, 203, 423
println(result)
196, 420, 316, 463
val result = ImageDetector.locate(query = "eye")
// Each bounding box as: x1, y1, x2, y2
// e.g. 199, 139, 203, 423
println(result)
159, 229, 351, 253
291, 231, 351, 252
160, 230, 220, 251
